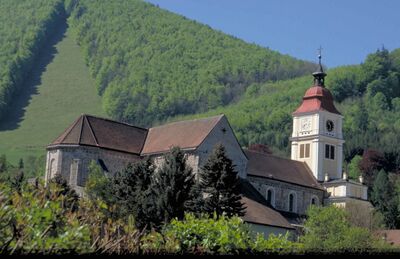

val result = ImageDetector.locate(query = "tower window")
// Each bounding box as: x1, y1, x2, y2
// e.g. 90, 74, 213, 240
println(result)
299, 144, 310, 158
325, 144, 335, 160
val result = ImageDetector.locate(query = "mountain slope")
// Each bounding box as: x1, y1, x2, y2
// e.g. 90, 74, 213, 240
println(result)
0, 19, 105, 164
172, 48, 400, 170
68, 0, 317, 126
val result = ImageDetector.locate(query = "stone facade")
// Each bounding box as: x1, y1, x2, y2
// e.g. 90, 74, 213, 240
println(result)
248, 176, 325, 215
148, 116, 247, 179
45, 145, 141, 195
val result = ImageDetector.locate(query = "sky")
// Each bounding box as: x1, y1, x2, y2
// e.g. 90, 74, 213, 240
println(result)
144, 0, 400, 68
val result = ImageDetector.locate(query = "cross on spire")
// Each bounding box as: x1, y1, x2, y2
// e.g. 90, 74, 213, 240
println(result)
312, 46, 327, 87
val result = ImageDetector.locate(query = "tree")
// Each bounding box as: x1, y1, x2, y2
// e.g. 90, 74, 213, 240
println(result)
359, 149, 387, 188
301, 205, 377, 252
196, 143, 245, 218
127, 158, 159, 230
348, 155, 362, 179
18, 158, 24, 169
370, 170, 398, 229
0, 154, 7, 173
152, 147, 195, 223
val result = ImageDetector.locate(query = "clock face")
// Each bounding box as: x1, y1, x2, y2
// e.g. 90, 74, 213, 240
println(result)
301, 118, 311, 131
326, 120, 334, 132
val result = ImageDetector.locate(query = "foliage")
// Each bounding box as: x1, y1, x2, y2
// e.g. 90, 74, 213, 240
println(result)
67, 0, 316, 126
348, 155, 362, 180
194, 143, 245, 218
152, 147, 195, 224
0, 181, 91, 254
143, 212, 301, 255
371, 170, 399, 229
301, 205, 380, 252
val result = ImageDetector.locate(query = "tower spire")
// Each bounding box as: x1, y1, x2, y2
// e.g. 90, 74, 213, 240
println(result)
313, 46, 326, 86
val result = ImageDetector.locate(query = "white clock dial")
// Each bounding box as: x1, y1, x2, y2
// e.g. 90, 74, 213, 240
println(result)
301, 118, 311, 131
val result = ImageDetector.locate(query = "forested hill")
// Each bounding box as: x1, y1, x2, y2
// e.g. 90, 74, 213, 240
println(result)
175, 48, 400, 176
67, 0, 316, 126
0, 0, 65, 121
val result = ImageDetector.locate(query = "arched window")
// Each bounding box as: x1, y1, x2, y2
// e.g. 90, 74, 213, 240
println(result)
265, 187, 275, 207
311, 196, 319, 206
288, 192, 297, 213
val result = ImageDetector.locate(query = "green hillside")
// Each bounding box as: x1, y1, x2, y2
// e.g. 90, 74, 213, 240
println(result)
0, 19, 105, 164
174, 48, 400, 171
0, 0, 64, 121
68, 0, 317, 126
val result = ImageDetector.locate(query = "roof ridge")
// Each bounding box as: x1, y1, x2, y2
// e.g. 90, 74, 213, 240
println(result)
85, 116, 100, 146
149, 114, 225, 130
56, 115, 83, 144
83, 114, 148, 131
78, 115, 85, 144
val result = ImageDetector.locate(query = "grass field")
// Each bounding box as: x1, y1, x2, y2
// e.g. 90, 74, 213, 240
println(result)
0, 19, 105, 165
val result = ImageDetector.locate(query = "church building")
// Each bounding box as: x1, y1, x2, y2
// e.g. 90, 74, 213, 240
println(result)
45, 58, 370, 238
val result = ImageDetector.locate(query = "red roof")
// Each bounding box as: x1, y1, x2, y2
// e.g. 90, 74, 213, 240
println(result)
48, 114, 148, 154
141, 115, 224, 155
245, 149, 324, 191
293, 86, 341, 115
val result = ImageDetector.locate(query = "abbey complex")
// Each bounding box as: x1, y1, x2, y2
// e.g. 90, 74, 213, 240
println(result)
44, 63, 372, 237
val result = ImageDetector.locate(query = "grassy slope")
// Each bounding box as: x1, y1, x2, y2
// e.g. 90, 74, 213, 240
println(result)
0, 20, 105, 164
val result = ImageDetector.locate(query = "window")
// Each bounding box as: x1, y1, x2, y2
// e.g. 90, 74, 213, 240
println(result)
265, 187, 275, 207
70, 159, 80, 186
288, 192, 297, 213
299, 143, 310, 158
311, 196, 319, 205
325, 144, 335, 160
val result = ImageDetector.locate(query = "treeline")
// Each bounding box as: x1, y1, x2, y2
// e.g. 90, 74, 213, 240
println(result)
176, 48, 400, 167
0, 0, 66, 121
67, 0, 316, 126
176, 48, 400, 228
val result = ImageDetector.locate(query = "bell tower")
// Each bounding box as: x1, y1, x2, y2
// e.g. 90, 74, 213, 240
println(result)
290, 52, 344, 182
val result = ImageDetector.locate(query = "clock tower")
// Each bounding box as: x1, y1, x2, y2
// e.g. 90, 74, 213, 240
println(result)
290, 55, 344, 182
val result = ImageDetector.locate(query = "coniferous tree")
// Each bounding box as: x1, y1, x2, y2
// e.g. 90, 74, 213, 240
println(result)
371, 169, 398, 228
18, 158, 24, 169
152, 147, 195, 223
197, 143, 245, 218
130, 157, 160, 230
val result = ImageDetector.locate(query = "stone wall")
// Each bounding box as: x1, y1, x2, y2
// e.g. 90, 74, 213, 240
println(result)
248, 176, 325, 215
197, 116, 248, 178
45, 145, 141, 190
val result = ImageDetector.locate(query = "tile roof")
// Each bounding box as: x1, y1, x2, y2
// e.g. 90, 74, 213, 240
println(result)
245, 149, 324, 191
48, 114, 148, 155
141, 115, 224, 155
375, 230, 400, 246
240, 180, 294, 229
293, 86, 341, 115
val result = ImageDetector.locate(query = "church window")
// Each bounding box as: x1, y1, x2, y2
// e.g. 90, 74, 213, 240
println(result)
325, 144, 335, 160
288, 192, 297, 213
266, 187, 275, 207
311, 196, 319, 205
299, 144, 310, 158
